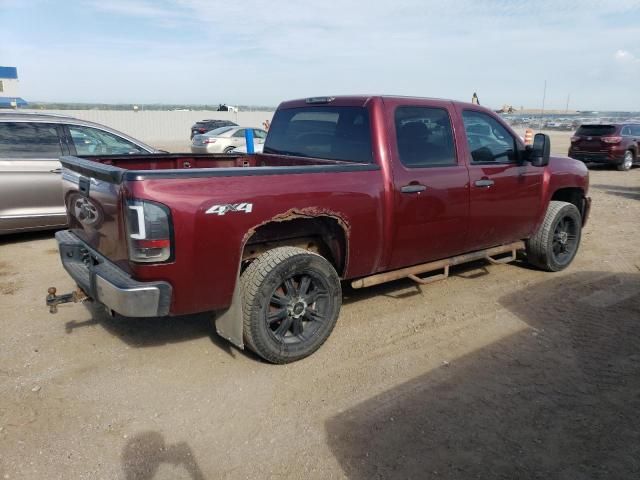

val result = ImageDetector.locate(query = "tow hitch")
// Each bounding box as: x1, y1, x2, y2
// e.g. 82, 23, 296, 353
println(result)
46, 287, 90, 314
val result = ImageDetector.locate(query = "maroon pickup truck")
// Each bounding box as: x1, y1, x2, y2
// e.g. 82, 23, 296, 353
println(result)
48, 96, 590, 363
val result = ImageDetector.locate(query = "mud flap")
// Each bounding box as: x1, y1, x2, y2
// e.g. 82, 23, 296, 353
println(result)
214, 280, 244, 349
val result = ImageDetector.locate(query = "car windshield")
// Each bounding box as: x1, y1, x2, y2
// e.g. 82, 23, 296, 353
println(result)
264, 106, 373, 163
206, 126, 235, 136
576, 125, 616, 136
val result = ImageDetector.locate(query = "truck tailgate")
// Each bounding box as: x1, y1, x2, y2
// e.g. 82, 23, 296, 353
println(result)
61, 164, 130, 269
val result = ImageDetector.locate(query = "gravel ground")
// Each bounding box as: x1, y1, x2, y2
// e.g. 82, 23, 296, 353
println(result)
1, 142, 639, 479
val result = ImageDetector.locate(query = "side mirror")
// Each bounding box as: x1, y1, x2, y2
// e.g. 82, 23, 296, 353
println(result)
530, 133, 550, 167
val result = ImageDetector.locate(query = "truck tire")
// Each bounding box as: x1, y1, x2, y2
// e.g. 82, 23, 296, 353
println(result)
240, 247, 342, 364
617, 150, 634, 171
526, 200, 582, 272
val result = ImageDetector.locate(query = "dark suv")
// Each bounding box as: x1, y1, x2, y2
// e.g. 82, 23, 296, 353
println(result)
190, 119, 238, 139
569, 123, 639, 171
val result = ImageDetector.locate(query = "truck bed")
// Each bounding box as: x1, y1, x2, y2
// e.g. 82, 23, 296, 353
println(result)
60, 153, 377, 183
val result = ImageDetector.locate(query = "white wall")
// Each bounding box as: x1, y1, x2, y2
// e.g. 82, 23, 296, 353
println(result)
24, 109, 275, 145
0, 78, 20, 96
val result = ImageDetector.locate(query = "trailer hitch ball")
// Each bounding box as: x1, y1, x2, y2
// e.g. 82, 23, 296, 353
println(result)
46, 286, 89, 314
47, 287, 60, 314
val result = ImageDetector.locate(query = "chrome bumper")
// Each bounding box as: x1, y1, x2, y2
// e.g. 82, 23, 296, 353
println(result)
55, 230, 172, 317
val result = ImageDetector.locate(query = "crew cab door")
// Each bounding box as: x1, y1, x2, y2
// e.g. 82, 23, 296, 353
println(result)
385, 100, 470, 269
457, 108, 543, 250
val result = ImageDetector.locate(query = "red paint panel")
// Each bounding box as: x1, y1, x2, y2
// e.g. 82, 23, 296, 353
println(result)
61, 95, 591, 319
128, 168, 385, 314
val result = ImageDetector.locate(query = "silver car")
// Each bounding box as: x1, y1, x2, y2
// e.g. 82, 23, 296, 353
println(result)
231, 143, 264, 154
0, 112, 159, 235
190, 126, 267, 154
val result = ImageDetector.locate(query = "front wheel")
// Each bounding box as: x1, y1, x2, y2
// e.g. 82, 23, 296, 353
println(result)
617, 150, 634, 171
240, 247, 342, 364
526, 200, 582, 272
223, 146, 235, 153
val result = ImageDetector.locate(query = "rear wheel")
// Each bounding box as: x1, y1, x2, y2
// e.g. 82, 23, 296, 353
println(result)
240, 247, 342, 364
617, 150, 634, 171
526, 201, 582, 272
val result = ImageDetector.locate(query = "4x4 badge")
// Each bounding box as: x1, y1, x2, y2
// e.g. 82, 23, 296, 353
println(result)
206, 203, 253, 216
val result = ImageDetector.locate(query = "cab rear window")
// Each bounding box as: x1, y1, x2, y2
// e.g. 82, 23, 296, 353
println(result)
264, 106, 373, 163
576, 125, 616, 136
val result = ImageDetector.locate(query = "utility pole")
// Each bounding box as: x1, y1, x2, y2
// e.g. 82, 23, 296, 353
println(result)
540, 80, 547, 128
565, 93, 570, 114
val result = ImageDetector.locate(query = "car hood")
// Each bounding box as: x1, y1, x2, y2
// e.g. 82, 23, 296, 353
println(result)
548, 155, 590, 193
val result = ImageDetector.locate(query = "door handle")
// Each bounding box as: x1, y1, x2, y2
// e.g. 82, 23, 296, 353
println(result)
50, 168, 63, 174
401, 184, 427, 193
474, 179, 494, 188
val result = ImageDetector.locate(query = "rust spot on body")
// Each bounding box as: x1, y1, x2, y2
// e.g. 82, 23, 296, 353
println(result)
242, 207, 351, 245
241, 208, 351, 276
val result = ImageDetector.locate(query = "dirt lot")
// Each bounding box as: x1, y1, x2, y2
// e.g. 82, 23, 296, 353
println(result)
1, 142, 639, 479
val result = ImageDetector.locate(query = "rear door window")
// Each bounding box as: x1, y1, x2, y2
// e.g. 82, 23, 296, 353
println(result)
0, 122, 63, 159
264, 106, 373, 163
394, 106, 457, 167
68, 126, 144, 155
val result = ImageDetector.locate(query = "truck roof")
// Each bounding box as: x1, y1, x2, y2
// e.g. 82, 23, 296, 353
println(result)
278, 95, 483, 110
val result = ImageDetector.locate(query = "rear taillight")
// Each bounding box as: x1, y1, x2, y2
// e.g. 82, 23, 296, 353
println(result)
203, 138, 217, 144
125, 199, 172, 263
570, 136, 581, 142
601, 136, 622, 144
199, 128, 206, 133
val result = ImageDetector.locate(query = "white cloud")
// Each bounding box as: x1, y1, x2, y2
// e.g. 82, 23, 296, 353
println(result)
3, 0, 640, 109
614, 49, 639, 63
87, 0, 175, 19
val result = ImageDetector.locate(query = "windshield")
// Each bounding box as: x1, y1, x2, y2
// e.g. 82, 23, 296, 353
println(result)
576, 125, 616, 136
264, 106, 373, 163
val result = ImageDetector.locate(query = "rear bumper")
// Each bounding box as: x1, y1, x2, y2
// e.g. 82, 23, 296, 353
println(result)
55, 230, 172, 317
190, 145, 217, 154
569, 149, 624, 164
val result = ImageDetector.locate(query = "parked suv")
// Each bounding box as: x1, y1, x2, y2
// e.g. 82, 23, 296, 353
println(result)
190, 119, 238, 139
569, 123, 639, 171
0, 112, 159, 235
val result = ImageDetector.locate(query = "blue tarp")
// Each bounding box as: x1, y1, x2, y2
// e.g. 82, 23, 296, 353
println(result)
0, 97, 28, 107
0, 67, 18, 79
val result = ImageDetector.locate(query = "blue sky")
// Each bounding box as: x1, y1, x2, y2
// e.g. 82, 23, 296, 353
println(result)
1, 0, 639, 110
